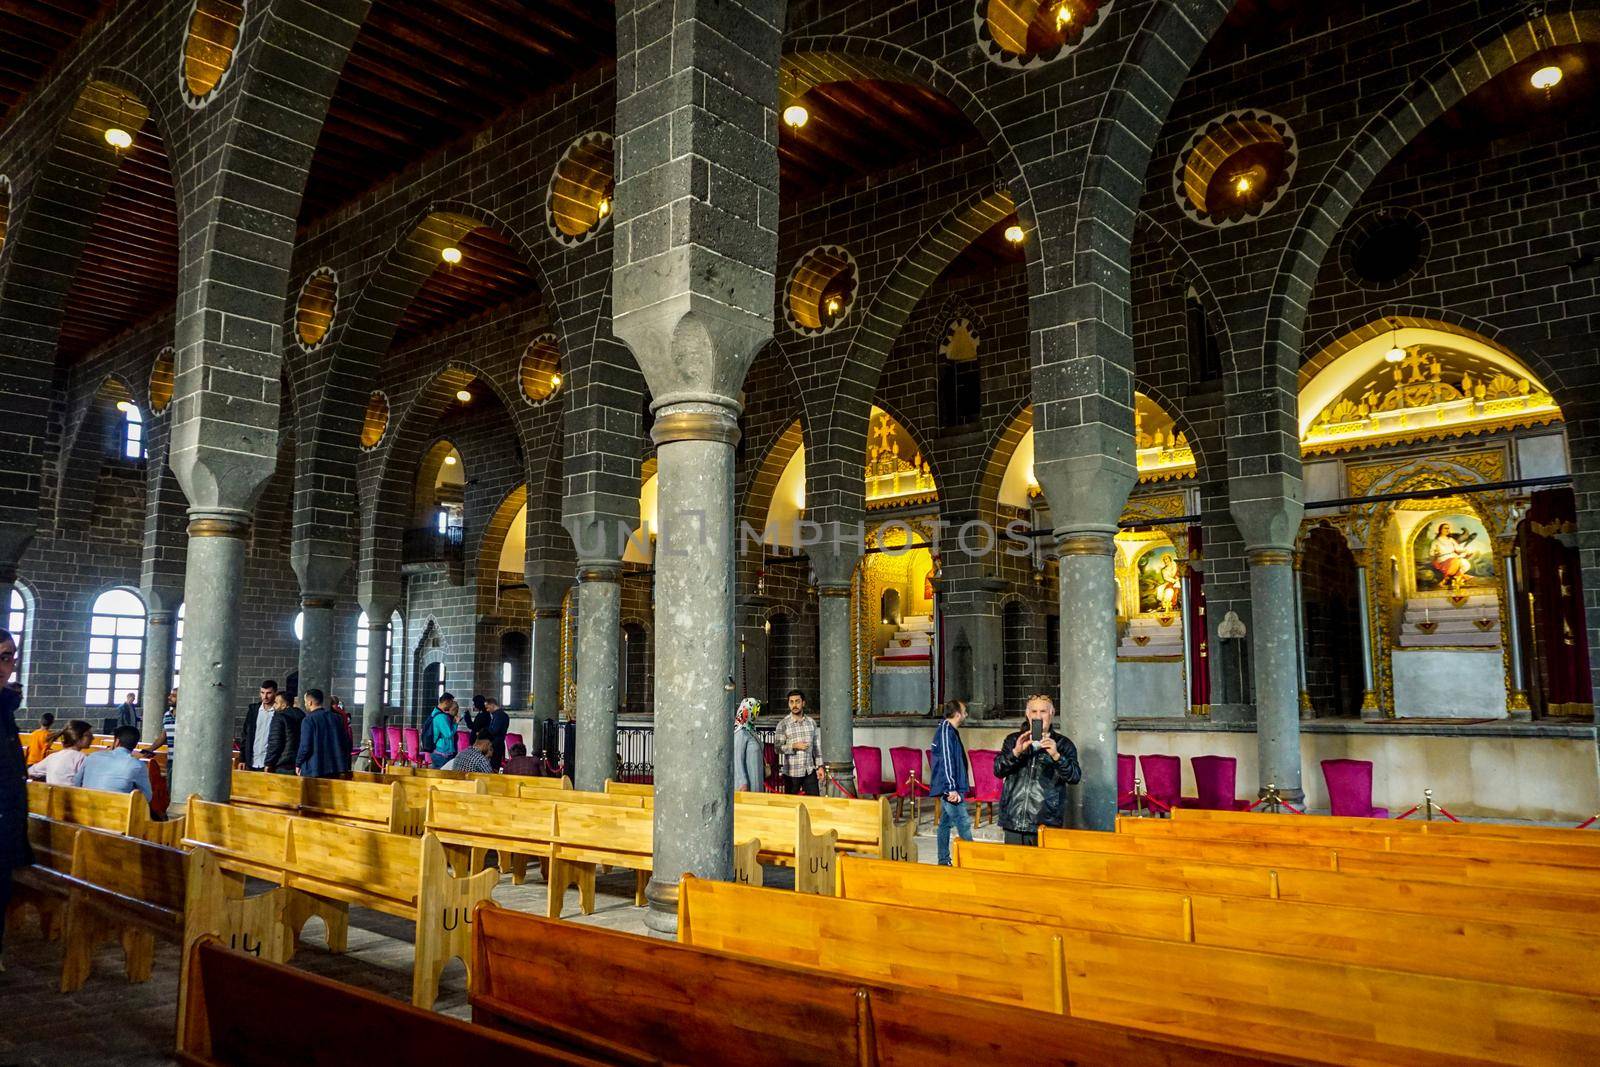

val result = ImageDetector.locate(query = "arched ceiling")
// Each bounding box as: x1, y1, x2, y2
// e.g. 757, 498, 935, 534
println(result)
393, 225, 543, 346
0, 0, 119, 128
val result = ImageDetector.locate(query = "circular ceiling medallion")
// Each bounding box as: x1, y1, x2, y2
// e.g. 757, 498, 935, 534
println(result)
785, 245, 859, 337
1341, 208, 1430, 290
1173, 109, 1297, 228
975, 0, 1114, 69
295, 267, 338, 351
520, 333, 562, 404
181, 0, 247, 107
149, 346, 175, 414
547, 132, 614, 246
360, 390, 390, 450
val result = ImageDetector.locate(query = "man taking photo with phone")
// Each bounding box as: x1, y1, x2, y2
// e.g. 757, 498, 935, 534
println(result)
993, 693, 1081, 845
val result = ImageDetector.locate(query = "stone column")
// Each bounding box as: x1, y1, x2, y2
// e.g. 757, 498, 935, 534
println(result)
1293, 552, 1311, 716
139, 590, 179, 744
1231, 478, 1306, 803
526, 570, 570, 754
813, 540, 862, 797
572, 561, 622, 791
1498, 538, 1530, 718
1055, 530, 1121, 829
358, 604, 395, 740
1355, 564, 1379, 717
647, 404, 740, 927
292, 547, 349, 702
170, 513, 251, 805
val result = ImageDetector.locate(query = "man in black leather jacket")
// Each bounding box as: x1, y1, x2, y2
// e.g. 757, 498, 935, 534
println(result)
993, 694, 1081, 845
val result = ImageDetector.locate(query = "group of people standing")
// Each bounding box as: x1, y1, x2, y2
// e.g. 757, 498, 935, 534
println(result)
423, 692, 512, 771
238, 679, 353, 778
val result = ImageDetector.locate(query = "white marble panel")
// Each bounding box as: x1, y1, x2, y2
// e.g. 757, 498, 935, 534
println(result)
1115, 658, 1185, 717
1391, 648, 1507, 717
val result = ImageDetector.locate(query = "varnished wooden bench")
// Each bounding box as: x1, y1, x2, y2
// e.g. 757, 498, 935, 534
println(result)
28, 779, 186, 847
471, 902, 1284, 1067
838, 855, 1600, 995
679, 875, 1600, 1066
178, 936, 605, 1067
185, 799, 497, 1007
229, 770, 422, 833
1040, 824, 1600, 895
6, 814, 283, 996
1175, 806, 1600, 846
1131, 812, 1600, 867
954, 837, 1600, 934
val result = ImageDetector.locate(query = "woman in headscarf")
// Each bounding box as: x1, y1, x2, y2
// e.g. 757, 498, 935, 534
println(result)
733, 697, 764, 793
0, 626, 32, 969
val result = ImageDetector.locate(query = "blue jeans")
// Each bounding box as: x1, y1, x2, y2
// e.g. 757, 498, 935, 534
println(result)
937, 797, 974, 865
430, 751, 451, 769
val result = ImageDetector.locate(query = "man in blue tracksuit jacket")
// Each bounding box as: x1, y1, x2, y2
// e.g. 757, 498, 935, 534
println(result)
928, 699, 972, 865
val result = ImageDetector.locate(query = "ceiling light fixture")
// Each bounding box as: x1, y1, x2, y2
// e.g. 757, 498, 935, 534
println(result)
549, 372, 563, 391
1531, 65, 1563, 91
440, 246, 462, 265
825, 296, 842, 316
1054, 3, 1074, 30
443, 454, 458, 466
783, 104, 809, 129
597, 196, 611, 218
1233, 174, 1254, 196
1383, 319, 1406, 364
1004, 224, 1025, 244
104, 127, 132, 150
455, 389, 472, 402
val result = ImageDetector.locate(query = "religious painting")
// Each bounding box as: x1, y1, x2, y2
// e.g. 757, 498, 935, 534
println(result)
1136, 546, 1182, 615
1412, 513, 1495, 592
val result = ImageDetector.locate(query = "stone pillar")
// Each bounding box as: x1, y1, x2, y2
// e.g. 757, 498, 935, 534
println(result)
611, 0, 781, 934
572, 561, 621, 791
170, 513, 251, 805
813, 541, 862, 797
358, 603, 395, 741
139, 590, 179, 745
1292, 553, 1311, 716
526, 570, 570, 753
647, 404, 741, 927
1498, 538, 1531, 719
1055, 530, 1121, 829
292, 547, 349, 703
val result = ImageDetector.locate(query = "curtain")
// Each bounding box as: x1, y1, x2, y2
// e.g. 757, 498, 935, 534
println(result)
1521, 488, 1593, 717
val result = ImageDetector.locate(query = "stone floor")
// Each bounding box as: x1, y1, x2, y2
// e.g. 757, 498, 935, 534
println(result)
0, 813, 993, 1067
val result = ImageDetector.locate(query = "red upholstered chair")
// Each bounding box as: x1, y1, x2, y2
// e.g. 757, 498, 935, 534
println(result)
889, 746, 927, 820
1138, 754, 1188, 815
385, 725, 407, 766
1321, 758, 1389, 818
455, 727, 472, 755
968, 749, 1002, 827
1117, 753, 1138, 813
1188, 755, 1250, 811
401, 726, 423, 767
369, 726, 388, 769
762, 741, 780, 791
852, 745, 890, 797
504, 731, 524, 753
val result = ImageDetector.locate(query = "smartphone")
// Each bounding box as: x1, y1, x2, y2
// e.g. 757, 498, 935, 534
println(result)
1029, 718, 1043, 744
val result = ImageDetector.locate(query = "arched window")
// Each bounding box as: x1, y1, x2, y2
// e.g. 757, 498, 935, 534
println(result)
85, 588, 146, 708
501, 661, 513, 707
7, 587, 30, 687
172, 603, 186, 687
293, 611, 304, 641
354, 611, 393, 706
121, 403, 146, 460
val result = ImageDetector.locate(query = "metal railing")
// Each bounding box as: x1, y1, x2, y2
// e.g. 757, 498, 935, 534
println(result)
532, 720, 783, 787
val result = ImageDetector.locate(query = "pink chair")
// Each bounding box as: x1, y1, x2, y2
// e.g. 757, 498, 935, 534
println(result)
385, 725, 406, 766
1138, 754, 1188, 815
1117, 753, 1138, 813
889, 746, 927, 820
1188, 755, 1250, 811
455, 727, 471, 753
504, 731, 524, 753
368, 726, 387, 769
1322, 758, 1389, 818
852, 745, 890, 797
401, 726, 423, 767
968, 749, 1002, 827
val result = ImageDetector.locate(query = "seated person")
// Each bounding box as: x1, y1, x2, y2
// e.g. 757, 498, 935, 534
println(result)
22, 713, 55, 766
442, 730, 494, 774
78, 725, 153, 802
501, 742, 540, 777
27, 720, 94, 785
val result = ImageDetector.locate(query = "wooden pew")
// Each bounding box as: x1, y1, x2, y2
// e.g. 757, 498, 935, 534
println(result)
471, 902, 1284, 1067
517, 782, 643, 807
837, 855, 1600, 995
178, 936, 606, 1067
679, 875, 1600, 1066
28, 780, 186, 847
1039, 824, 1600, 895
6, 815, 284, 995
1175, 806, 1600, 846
185, 799, 497, 1007
608, 780, 917, 862
229, 770, 421, 833
1127, 812, 1600, 868
954, 838, 1600, 934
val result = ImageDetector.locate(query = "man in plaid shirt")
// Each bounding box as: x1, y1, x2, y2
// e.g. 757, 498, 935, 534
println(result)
772, 688, 820, 795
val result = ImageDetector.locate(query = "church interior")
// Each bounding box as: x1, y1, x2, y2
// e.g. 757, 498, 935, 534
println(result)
2, 1, 1600, 1063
